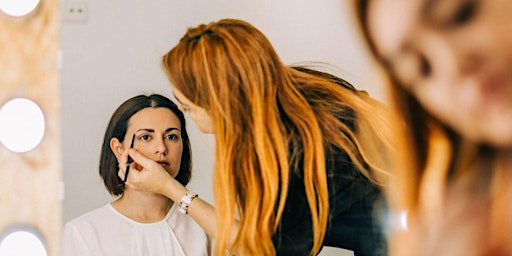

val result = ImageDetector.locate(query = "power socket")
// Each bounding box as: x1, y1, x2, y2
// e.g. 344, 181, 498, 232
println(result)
61, 1, 88, 22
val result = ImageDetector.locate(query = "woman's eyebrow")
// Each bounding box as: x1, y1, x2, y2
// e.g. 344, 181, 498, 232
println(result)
135, 128, 154, 133
165, 128, 180, 133
135, 128, 180, 134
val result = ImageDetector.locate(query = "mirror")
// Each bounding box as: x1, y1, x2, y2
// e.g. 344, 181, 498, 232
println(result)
61, 1, 381, 255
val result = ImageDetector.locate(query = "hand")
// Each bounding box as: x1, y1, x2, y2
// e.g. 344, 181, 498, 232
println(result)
118, 149, 173, 195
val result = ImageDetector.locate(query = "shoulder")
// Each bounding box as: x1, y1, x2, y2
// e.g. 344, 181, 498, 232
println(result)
64, 204, 120, 233
66, 204, 112, 223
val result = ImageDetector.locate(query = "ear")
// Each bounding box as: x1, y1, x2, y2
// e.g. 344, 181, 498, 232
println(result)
110, 137, 124, 162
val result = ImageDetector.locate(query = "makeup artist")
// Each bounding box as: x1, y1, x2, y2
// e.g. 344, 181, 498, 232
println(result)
119, 19, 393, 256
62, 94, 211, 256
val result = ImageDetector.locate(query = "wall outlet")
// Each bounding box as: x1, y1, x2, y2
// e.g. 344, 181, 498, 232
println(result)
61, 1, 88, 22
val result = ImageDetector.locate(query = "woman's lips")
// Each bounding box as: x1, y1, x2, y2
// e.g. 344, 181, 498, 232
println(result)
156, 160, 169, 167
480, 70, 511, 103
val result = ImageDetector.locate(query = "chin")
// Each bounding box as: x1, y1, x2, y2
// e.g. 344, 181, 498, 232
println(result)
167, 169, 179, 178
485, 119, 512, 148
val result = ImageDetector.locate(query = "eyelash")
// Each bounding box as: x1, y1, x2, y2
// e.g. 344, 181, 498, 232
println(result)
449, 0, 477, 26
166, 134, 180, 140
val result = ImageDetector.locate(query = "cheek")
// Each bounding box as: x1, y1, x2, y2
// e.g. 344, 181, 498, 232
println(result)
169, 144, 183, 163
414, 85, 480, 139
414, 86, 458, 123
167, 144, 183, 177
134, 145, 150, 155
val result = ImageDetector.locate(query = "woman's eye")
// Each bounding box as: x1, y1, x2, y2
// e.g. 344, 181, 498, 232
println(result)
449, 0, 476, 26
139, 135, 150, 141
166, 134, 180, 140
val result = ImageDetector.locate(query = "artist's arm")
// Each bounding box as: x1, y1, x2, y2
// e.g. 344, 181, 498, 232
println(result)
119, 149, 239, 242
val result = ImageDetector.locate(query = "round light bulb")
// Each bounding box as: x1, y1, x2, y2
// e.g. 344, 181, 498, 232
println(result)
0, 0, 40, 17
0, 98, 45, 153
0, 230, 47, 256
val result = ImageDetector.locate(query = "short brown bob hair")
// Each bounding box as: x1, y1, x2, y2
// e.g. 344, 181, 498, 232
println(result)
99, 94, 192, 196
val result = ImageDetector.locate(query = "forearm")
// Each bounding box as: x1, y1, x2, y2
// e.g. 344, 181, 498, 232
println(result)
187, 195, 218, 239
187, 193, 240, 249
161, 178, 239, 245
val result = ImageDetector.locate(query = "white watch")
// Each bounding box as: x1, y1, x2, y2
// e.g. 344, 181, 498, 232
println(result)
178, 190, 198, 214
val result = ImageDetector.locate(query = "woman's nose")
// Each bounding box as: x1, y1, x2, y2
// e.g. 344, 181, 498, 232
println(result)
443, 30, 486, 77
457, 51, 484, 76
154, 138, 168, 156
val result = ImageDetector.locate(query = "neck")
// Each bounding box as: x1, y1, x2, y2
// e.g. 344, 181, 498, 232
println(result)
112, 189, 173, 223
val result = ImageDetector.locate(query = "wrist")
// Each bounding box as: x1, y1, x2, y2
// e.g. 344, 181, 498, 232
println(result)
160, 177, 184, 200
178, 190, 198, 214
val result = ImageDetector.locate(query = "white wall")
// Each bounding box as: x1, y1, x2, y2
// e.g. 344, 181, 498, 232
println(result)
61, 1, 378, 255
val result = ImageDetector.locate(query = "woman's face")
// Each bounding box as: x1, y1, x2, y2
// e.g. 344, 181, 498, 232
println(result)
172, 88, 215, 134
367, 0, 512, 146
120, 107, 183, 178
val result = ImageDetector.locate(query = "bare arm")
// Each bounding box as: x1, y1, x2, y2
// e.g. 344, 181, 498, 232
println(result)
161, 177, 219, 238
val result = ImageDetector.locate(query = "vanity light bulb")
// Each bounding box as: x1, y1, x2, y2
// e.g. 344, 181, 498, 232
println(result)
0, 230, 47, 256
0, 98, 45, 153
0, 0, 40, 17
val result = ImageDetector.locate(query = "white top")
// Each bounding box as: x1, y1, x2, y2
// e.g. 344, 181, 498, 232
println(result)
62, 203, 211, 256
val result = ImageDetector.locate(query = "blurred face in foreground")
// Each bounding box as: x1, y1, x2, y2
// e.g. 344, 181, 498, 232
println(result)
367, 0, 512, 147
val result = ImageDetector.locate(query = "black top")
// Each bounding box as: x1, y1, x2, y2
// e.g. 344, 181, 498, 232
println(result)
271, 148, 388, 256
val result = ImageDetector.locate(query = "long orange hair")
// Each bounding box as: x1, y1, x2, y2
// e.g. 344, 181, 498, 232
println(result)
163, 18, 392, 255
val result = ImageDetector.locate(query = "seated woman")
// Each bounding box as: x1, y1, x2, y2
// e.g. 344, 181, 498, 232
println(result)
62, 94, 211, 256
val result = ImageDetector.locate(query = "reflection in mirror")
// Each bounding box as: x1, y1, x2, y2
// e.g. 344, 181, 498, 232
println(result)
61, 2, 382, 256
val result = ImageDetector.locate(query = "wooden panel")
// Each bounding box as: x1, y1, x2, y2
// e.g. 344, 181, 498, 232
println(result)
0, 0, 61, 255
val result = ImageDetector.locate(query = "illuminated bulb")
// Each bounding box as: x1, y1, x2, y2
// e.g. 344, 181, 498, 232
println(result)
0, 230, 47, 256
0, 0, 40, 17
0, 98, 45, 153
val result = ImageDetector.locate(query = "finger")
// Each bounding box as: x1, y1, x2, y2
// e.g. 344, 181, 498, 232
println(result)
118, 165, 125, 181
119, 163, 135, 180
119, 147, 131, 168
128, 149, 157, 169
